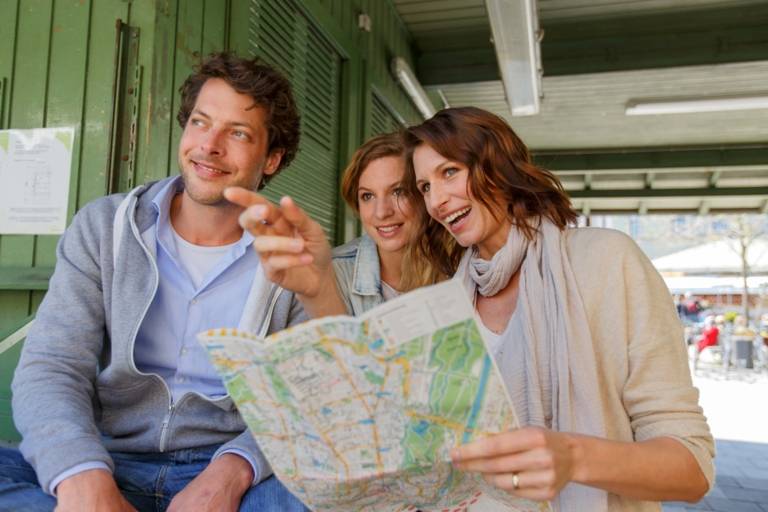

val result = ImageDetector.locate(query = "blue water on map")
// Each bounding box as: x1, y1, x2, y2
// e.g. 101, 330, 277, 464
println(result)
413, 419, 430, 436
462, 354, 492, 444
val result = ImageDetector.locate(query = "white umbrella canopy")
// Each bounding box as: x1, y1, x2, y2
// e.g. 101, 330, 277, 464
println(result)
662, 275, 768, 294
652, 238, 768, 276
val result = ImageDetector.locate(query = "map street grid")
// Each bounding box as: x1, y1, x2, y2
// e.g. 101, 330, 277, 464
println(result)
200, 280, 549, 512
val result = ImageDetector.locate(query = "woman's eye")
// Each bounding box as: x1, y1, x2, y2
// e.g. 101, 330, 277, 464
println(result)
393, 187, 405, 197
444, 167, 458, 177
360, 192, 373, 202
419, 183, 430, 194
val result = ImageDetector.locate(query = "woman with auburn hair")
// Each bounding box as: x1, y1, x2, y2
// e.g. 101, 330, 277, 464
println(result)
225, 131, 441, 318
403, 106, 714, 510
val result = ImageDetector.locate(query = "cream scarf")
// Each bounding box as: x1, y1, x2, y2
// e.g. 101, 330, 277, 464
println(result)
456, 218, 608, 512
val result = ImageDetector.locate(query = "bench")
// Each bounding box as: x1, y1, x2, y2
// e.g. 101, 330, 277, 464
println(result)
0, 316, 33, 445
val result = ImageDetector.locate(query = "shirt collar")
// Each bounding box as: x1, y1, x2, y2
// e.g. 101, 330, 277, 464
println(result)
152, 175, 254, 251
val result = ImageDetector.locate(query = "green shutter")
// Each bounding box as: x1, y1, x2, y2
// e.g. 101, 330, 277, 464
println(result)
371, 92, 404, 136
250, 0, 342, 240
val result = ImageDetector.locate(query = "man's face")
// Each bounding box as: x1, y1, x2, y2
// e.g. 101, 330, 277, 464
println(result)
178, 78, 282, 206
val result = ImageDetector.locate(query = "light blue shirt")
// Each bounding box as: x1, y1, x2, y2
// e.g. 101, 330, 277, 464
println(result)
51, 177, 261, 492
134, 177, 257, 400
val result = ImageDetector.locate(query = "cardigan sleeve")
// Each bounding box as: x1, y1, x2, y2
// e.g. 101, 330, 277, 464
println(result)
616, 233, 716, 488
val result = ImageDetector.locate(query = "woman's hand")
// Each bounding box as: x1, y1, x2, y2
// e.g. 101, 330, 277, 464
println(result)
450, 426, 578, 502
453, 428, 710, 503
224, 187, 346, 317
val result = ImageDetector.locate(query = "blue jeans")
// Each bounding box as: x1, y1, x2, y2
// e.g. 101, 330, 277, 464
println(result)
0, 445, 308, 512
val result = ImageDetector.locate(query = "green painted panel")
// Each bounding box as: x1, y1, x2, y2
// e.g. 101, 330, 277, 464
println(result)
135, 0, 176, 186
360, 0, 420, 125
202, 0, 229, 54
0, 1, 53, 329
0, 0, 20, 130
35, 0, 92, 268
251, 0, 342, 240
76, 0, 129, 206
370, 91, 402, 136
169, 0, 206, 176
0, 317, 28, 443
228, 0, 251, 55
0, 266, 54, 291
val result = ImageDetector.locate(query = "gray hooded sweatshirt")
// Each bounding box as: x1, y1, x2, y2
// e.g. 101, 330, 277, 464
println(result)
12, 178, 306, 493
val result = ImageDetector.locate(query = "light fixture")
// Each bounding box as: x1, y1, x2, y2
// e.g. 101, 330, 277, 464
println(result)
485, 0, 543, 116
391, 57, 436, 119
625, 94, 768, 115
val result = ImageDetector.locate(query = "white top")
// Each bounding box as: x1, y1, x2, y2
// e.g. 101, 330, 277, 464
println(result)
171, 226, 237, 289
380, 281, 401, 302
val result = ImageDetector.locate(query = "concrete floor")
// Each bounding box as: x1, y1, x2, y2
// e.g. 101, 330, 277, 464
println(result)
663, 363, 768, 512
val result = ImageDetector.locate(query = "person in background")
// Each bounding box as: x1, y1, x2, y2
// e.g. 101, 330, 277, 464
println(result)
696, 315, 720, 354
403, 106, 714, 511
0, 53, 308, 512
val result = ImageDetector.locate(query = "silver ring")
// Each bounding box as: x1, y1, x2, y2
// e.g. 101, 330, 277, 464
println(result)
511, 472, 520, 490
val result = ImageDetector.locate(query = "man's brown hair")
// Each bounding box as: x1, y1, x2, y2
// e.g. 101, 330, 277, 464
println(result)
177, 52, 300, 187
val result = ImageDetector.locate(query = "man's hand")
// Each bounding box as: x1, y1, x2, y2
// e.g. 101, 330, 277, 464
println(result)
224, 187, 346, 317
55, 469, 137, 512
167, 453, 254, 512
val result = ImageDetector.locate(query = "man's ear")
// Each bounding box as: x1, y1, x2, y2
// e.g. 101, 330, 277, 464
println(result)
263, 149, 285, 176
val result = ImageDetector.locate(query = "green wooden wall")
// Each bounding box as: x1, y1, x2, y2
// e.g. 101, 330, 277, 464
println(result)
0, 0, 422, 333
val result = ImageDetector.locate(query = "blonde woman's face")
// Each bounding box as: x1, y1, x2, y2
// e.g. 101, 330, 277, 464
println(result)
357, 156, 416, 256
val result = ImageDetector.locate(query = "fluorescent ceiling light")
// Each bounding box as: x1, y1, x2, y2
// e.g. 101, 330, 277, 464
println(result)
626, 95, 768, 115
485, 0, 542, 116
391, 57, 436, 119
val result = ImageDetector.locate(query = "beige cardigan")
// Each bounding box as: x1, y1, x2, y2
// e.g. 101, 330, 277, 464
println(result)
555, 227, 714, 510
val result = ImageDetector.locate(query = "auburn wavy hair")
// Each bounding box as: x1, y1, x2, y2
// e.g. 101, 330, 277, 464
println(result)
403, 106, 577, 277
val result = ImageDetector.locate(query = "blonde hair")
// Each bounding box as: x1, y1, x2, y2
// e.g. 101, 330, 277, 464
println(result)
340, 132, 444, 291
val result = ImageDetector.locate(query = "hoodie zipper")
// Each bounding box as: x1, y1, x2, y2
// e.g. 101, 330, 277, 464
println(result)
123, 189, 285, 453
123, 192, 176, 452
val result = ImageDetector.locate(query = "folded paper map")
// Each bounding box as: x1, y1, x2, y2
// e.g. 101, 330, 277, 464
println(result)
199, 279, 549, 512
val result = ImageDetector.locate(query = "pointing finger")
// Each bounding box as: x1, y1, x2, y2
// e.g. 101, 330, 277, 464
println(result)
224, 186, 271, 209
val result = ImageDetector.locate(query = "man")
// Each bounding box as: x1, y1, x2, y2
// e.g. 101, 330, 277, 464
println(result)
0, 53, 308, 511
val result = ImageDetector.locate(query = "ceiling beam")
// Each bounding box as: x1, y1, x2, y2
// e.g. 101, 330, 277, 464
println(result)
709, 170, 722, 187
541, 5, 768, 77
568, 187, 768, 199
552, 165, 767, 176
699, 201, 711, 215
418, 48, 499, 85
414, 5, 768, 85
534, 145, 768, 171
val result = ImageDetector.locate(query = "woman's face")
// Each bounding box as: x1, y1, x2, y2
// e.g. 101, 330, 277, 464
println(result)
413, 144, 510, 259
357, 156, 416, 256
